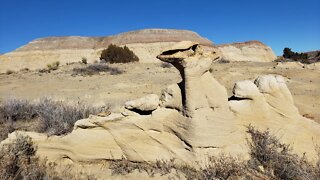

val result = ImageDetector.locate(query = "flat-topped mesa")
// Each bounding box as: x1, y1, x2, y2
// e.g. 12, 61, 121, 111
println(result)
157, 41, 220, 117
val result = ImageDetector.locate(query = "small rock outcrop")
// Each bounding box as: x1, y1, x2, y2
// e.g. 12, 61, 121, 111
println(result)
125, 94, 159, 112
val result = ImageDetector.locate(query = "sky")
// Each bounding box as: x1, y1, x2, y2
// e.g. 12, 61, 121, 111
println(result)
0, 0, 319, 55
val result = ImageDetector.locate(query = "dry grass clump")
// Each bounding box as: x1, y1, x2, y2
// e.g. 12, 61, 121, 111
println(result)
0, 97, 105, 139
0, 99, 37, 123
0, 134, 96, 179
246, 125, 319, 180
0, 134, 47, 179
36, 98, 103, 136
47, 61, 60, 71
6, 70, 15, 75
109, 155, 247, 179
72, 63, 124, 76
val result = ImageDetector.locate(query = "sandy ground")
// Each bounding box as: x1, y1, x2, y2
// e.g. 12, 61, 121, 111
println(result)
0, 61, 319, 123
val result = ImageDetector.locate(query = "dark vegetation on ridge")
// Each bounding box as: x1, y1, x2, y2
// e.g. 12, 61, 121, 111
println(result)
100, 44, 139, 64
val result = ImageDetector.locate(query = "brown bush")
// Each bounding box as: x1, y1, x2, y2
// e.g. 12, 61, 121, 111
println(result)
72, 63, 124, 76
0, 97, 106, 137
0, 135, 46, 179
100, 44, 139, 63
246, 125, 319, 179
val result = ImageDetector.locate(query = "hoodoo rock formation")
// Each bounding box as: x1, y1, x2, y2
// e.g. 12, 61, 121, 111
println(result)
0, 29, 277, 73
1, 41, 319, 167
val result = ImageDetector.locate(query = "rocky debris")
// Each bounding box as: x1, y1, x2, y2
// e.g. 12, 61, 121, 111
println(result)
275, 61, 320, 70
1, 41, 319, 168
125, 94, 159, 112
216, 41, 277, 62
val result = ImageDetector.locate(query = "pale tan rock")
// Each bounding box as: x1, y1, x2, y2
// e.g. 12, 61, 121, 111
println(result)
125, 94, 159, 112
159, 84, 182, 111
229, 74, 320, 160
216, 41, 277, 62
275, 61, 305, 69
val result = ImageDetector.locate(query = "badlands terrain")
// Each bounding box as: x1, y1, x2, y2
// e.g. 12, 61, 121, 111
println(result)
0, 29, 320, 179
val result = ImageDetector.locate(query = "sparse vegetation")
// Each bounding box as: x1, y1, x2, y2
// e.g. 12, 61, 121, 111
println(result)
109, 125, 320, 179
100, 44, 139, 63
72, 63, 124, 76
36, 97, 104, 136
283, 47, 308, 61
246, 125, 319, 179
0, 134, 47, 179
217, 58, 230, 63
0, 97, 106, 139
47, 61, 60, 71
6, 70, 15, 75
81, 57, 88, 64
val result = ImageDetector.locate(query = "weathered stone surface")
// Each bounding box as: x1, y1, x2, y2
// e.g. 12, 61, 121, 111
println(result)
216, 41, 277, 62
1, 41, 319, 169
0, 29, 213, 73
229, 74, 320, 160
125, 94, 159, 112
159, 84, 182, 111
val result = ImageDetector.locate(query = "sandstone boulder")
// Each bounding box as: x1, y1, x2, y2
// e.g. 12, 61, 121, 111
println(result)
125, 94, 159, 112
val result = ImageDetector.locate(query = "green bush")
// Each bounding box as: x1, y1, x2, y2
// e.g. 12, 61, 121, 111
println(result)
100, 44, 139, 63
283, 47, 308, 61
81, 57, 88, 64
47, 61, 60, 71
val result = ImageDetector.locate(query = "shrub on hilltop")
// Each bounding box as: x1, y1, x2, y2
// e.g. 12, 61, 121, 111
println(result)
100, 44, 139, 63
283, 47, 308, 61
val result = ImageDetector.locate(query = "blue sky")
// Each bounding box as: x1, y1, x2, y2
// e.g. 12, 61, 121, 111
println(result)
0, 0, 319, 55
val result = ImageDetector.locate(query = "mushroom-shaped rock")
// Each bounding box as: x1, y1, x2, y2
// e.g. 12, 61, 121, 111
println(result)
125, 94, 160, 112
157, 41, 221, 117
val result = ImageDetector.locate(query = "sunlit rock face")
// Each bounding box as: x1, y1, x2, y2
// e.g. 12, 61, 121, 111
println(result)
216, 41, 277, 62
1, 41, 319, 168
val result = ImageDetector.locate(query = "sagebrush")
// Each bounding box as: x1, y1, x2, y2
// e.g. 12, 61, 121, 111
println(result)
0, 98, 105, 138
100, 44, 139, 63
72, 63, 124, 76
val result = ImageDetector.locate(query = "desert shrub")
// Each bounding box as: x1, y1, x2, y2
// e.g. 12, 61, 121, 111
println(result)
199, 155, 246, 179
0, 134, 47, 179
47, 61, 60, 71
0, 98, 105, 137
100, 44, 139, 63
35, 98, 103, 136
246, 125, 318, 179
109, 155, 246, 179
72, 63, 124, 76
0, 98, 37, 123
160, 62, 172, 68
6, 70, 15, 75
217, 58, 230, 63
283, 47, 308, 61
81, 57, 88, 64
